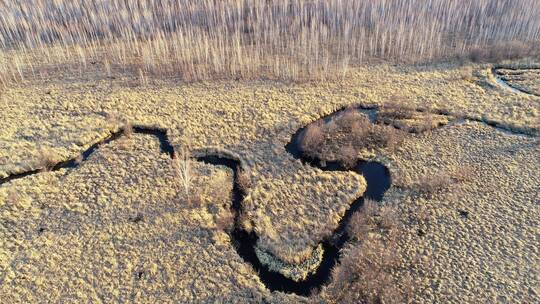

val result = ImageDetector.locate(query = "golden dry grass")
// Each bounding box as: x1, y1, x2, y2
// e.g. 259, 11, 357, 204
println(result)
0, 62, 538, 302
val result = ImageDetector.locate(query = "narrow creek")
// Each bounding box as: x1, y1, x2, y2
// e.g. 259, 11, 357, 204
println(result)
196, 108, 391, 295
0, 116, 391, 296
2, 101, 530, 296
491, 67, 540, 97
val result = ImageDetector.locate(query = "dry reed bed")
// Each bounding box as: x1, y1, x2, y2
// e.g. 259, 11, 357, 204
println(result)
1, 0, 540, 85
376, 121, 539, 303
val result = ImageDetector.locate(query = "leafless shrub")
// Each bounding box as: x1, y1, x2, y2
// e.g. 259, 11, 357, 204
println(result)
351, 118, 370, 140
378, 126, 405, 151
172, 146, 192, 204
326, 238, 406, 304
347, 199, 378, 240
300, 122, 324, 157
380, 102, 415, 121
348, 200, 399, 240
236, 170, 252, 192
325, 119, 339, 134
379, 205, 399, 231
415, 172, 453, 197
337, 108, 364, 129
300, 108, 406, 165
469, 41, 531, 63
338, 144, 357, 169
468, 47, 490, 63
325, 198, 415, 303
215, 209, 235, 232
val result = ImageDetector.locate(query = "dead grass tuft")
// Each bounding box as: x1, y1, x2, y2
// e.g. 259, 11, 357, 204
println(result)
123, 121, 133, 137
172, 146, 193, 205
37, 148, 57, 171
7, 190, 20, 204
452, 165, 474, 183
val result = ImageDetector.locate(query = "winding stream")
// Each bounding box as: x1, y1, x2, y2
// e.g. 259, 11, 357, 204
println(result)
0, 117, 391, 296
0, 103, 533, 296
491, 67, 540, 97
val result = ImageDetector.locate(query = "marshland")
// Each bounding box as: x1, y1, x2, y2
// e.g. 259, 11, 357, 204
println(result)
1, 1, 539, 303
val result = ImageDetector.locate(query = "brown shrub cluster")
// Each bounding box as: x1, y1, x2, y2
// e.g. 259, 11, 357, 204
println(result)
468, 41, 532, 63
299, 108, 405, 167
414, 173, 453, 197
379, 102, 415, 121
325, 201, 410, 303
299, 122, 325, 158
377, 102, 446, 134
414, 166, 474, 197
348, 199, 399, 241
236, 170, 252, 192
215, 209, 235, 232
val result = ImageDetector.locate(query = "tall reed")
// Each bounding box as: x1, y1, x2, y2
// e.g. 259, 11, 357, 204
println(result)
1, 0, 539, 85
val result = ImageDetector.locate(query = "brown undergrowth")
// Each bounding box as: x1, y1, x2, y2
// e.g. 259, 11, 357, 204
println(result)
318, 200, 414, 303
412, 166, 475, 198
377, 102, 450, 133
299, 104, 450, 167
300, 108, 404, 167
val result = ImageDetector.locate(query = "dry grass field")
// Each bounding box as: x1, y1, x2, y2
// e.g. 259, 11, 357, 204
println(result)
1, 1, 540, 303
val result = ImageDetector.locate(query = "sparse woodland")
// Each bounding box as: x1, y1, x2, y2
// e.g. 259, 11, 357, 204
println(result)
1, 0, 539, 85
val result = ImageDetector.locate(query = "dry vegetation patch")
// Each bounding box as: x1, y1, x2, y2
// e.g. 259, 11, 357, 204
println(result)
242, 170, 366, 270
377, 102, 450, 133
320, 201, 413, 304
494, 68, 540, 96
0, 59, 538, 302
300, 108, 404, 166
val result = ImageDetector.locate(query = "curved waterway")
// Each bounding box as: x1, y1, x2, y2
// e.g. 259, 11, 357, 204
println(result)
197, 109, 391, 295
2, 100, 534, 296
491, 67, 540, 97
0, 117, 391, 296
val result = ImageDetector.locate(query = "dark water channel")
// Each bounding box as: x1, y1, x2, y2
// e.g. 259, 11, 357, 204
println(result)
0, 114, 391, 297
